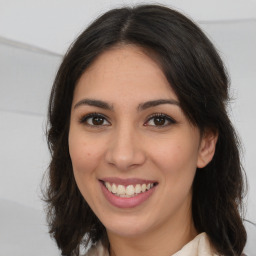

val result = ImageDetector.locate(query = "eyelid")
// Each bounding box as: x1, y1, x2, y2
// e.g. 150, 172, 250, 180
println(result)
144, 113, 176, 127
79, 112, 111, 126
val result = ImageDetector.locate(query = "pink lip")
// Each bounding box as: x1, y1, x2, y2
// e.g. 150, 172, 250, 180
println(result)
99, 179, 157, 209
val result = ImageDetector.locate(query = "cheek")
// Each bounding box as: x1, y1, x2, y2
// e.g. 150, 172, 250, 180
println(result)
68, 131, 104, 177
68, 133, 105, 206
151, 138, 199, 172
148, 133, 200, 200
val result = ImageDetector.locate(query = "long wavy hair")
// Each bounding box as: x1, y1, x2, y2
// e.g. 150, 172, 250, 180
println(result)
44, 4, 247, 256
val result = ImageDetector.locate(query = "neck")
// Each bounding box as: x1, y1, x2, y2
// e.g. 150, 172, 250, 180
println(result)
107, 210, 197, 256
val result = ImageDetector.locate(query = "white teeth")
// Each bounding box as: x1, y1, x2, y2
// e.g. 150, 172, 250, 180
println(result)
141, 184, 146, 192
104, 182, 155, 197
126, 185, 135, 196
106, 182, 112, 191
112, 184, 117, 193
117, 185, 126, 195
135, 184, 142, 194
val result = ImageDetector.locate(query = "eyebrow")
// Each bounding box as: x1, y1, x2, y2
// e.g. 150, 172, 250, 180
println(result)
73, 98, 180, 111
74, 99, 113, 110
137, 99, 180, 111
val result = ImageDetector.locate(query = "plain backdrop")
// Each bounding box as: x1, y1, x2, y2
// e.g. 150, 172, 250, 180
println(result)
0, 0, 255, 255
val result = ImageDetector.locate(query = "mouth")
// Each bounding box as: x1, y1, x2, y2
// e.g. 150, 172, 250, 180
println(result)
99, 178, 158, 208
102, 181, 157, 198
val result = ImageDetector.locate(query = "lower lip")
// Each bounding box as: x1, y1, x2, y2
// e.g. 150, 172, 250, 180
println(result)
100, 182, 156, 208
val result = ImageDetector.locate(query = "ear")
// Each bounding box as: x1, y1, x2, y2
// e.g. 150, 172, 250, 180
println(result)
197, 130, 218, 168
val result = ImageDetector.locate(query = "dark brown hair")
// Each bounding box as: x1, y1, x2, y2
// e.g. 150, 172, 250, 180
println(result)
44, 4, 247, 256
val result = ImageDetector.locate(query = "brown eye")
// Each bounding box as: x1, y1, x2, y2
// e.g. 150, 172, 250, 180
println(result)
80, 113, 110, 126
92, 116, 104, 125
145, 114, 176, 127
153, 116, 166, 126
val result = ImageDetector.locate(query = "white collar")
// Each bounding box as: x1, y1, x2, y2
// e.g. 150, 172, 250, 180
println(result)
84, 232, 218, 256
172, 232, 218, 256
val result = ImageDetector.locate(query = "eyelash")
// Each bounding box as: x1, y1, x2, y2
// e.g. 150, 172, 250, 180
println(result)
79, 112, 176, 128
79, 112, 110, 127
144, 113, 176, 128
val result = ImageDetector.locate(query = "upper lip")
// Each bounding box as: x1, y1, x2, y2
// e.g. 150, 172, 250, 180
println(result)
99, 177, 157, 186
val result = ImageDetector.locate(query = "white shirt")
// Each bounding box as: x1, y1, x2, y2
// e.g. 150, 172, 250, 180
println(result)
84, 232, 218, 256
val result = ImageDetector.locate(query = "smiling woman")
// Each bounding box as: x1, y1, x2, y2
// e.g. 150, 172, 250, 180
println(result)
69, 45, 206, 242
44, 4, 247, 256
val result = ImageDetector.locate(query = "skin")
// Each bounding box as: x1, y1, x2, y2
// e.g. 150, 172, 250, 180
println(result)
69, 45, 217, 256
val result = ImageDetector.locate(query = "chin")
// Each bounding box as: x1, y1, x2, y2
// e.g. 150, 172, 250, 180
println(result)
107, 225, 147, 238
103, 214, 153, 238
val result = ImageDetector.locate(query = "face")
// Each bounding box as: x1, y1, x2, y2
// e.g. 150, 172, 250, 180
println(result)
69, 45, 213, 239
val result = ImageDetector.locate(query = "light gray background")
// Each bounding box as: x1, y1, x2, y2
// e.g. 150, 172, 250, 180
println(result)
0, 0, 255, 255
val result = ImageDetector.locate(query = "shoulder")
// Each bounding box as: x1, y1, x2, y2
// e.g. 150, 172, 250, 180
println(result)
172, 232, 218, 256
173, 233, 248, 256
83, 241, 109, 256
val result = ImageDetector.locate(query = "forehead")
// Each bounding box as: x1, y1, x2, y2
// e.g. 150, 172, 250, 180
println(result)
73, 45, 177, 105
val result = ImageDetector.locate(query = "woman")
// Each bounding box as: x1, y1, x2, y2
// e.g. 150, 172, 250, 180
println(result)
45, 4, 247, 256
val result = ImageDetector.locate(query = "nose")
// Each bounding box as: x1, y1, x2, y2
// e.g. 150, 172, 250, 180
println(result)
105, 124, 146, 171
